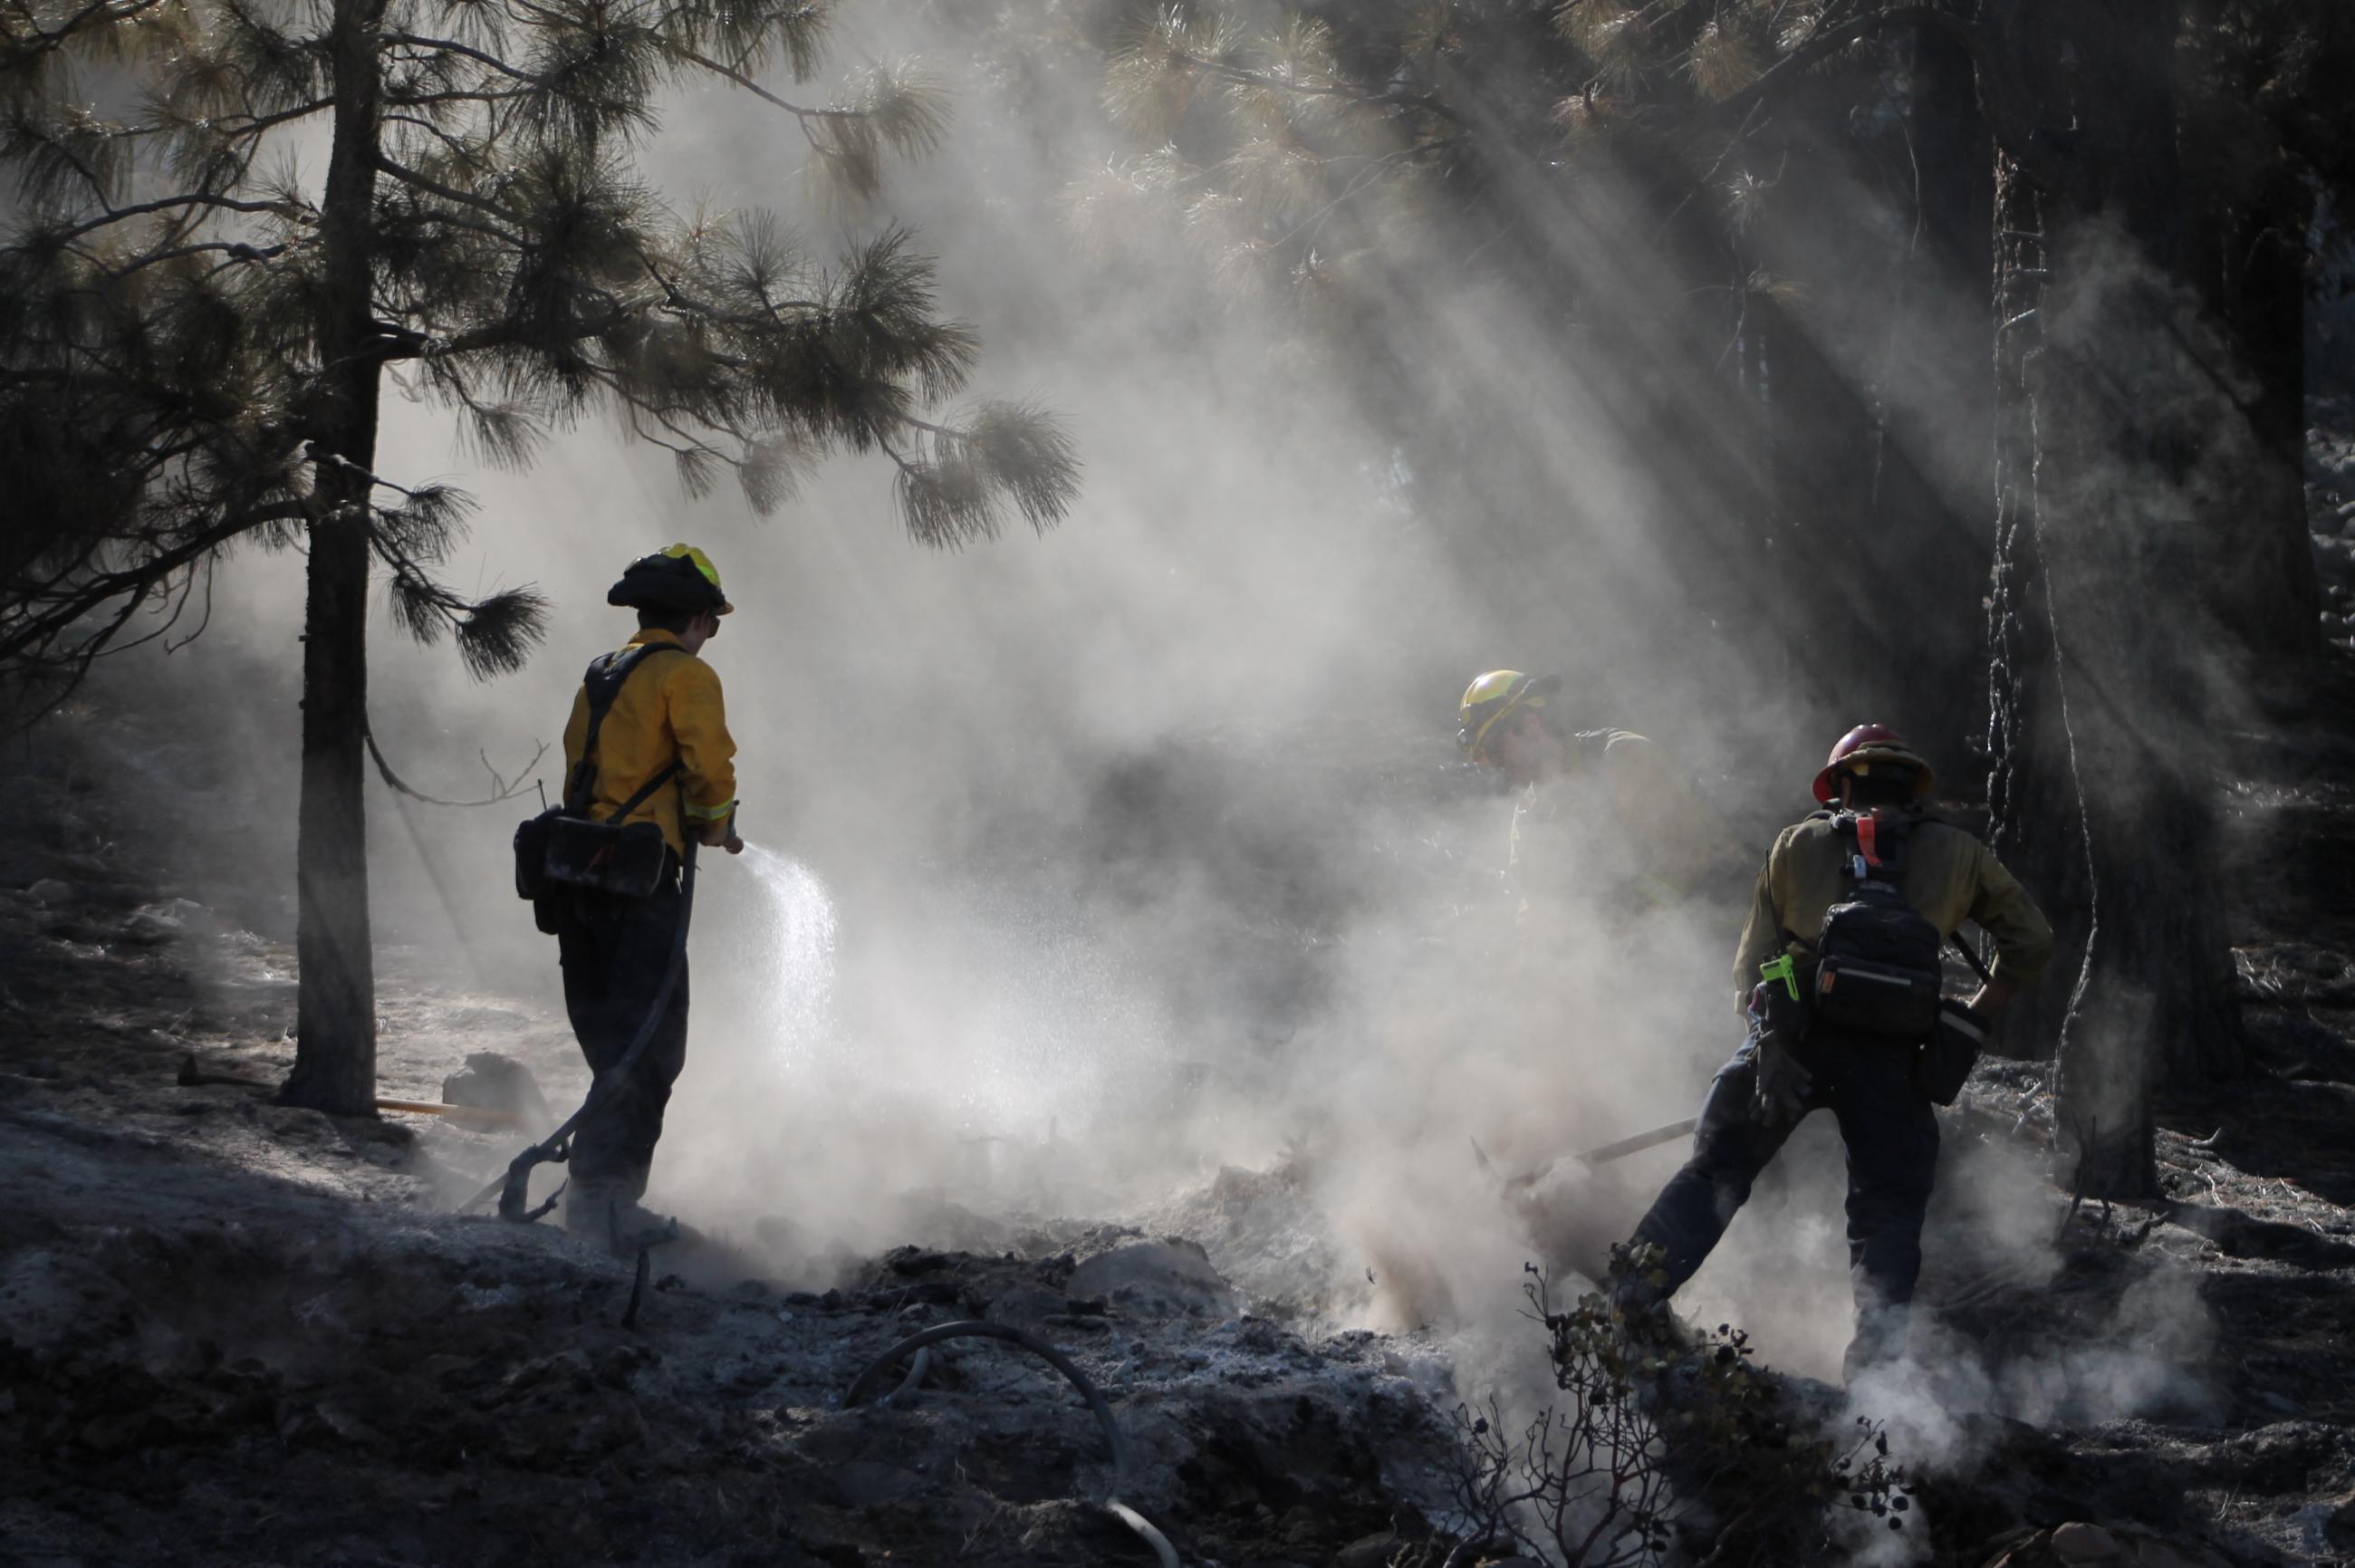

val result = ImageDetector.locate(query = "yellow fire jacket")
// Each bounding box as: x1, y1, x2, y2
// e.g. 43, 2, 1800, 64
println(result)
1508, 730, 1750, 909
560, 629, 737, 860
1730, 810, 2053, 1013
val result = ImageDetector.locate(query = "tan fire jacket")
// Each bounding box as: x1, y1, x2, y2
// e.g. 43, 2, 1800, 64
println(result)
561, 628, 737, 861
1508, 729, 1750, 909
1729, 809, 2053, 1013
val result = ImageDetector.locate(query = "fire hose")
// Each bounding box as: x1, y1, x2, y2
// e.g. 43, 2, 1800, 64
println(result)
844, 1321, 1180, 1568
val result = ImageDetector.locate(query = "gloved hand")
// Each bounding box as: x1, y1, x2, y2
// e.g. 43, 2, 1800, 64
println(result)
1750, 1034, 1812, 1124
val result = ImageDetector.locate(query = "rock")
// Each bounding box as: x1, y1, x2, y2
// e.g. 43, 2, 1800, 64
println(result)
118, 909, 183, 946
2328, 1493, 2355, 1550
25, 879, 71, 906
982, 1284, 1068, 1324
1982, 1525, 2230, 1568
2051, 1523, 2122, 1563
440, 1052, 551, 1129
1067, 1239, 1241, 1320
1334, 1531, 1399, 1568
886, 1247, 952, 1275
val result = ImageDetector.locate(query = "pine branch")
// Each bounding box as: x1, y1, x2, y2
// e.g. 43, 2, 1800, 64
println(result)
7, 0, 1076, 705
47, 188, 310, 244
0, 0, 170, 71
384, 29, 543, 83
671, 45, 822, 116
367, 519, 548, 678
0, 499, 309, 667
886, 399, 1079, 547
362, 725, 546, 807
370, 149, 524, 220
1716, 5, 1943, 117
93, 237, 290, 277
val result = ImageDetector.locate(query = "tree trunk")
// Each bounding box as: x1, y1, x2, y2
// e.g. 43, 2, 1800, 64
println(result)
1900, 15, 1997, 759
1985, 159, 2075, 1055
281, 0, 386, 1116
2176, 3, 2321, 678
1745, 33, 1995, 754
2191, 171, 2319, 677
1981, 0, 2242, 1199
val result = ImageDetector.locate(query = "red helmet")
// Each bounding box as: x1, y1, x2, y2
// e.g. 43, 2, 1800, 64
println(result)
1812, 724, 1935, 804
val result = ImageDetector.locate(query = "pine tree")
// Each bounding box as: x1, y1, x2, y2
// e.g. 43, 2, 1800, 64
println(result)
1073, 3, 2310, 1194
1978, 0, 2244, 1198
1, 0, 1079, 1114
2177, 0, 2355, 674
1065, 2, 2006, 738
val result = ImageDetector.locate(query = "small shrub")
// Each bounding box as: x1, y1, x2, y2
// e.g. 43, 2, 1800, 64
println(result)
1447, 1249, 1909, 1565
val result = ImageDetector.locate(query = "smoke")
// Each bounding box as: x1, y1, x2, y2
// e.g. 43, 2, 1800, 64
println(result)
1834, 1132, 2223, 1496
31, 0, 2264, 1454
22, 0, 1785, 1320
1841, 1258, 2222, 1499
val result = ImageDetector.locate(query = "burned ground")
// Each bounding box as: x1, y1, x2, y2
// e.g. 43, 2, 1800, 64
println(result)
7, 687, 2355, 1568
7, 648, 2355, 1564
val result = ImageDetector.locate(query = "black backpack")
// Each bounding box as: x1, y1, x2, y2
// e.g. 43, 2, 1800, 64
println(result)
512, 643, 686, 924
1808, 810, 1946, 1040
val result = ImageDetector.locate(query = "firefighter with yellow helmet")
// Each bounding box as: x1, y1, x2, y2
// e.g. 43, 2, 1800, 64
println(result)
551, 544, 744, 1250
1456, 669, 1746, 912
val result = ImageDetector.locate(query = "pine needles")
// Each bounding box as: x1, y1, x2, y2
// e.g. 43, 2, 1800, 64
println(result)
1074, 0, 1912, 320
1, 0, 1079, 698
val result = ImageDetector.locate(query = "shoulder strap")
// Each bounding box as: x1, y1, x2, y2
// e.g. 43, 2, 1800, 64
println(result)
605, 759, 683, 825
564, 643, 686, 813
1840, 808, 1915, 888
1839, 811, 1993, 978
1949, 928, 1995, 985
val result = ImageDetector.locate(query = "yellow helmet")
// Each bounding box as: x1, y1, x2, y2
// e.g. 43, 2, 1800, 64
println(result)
1458, 670, 1559, 764
607, 542, 735, 615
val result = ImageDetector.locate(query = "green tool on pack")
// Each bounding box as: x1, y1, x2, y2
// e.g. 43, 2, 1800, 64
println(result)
1760, 952, 1801, 1002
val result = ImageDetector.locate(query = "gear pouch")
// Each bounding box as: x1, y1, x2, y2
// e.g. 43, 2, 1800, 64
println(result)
1917, 1001, 1988, 1106
1813, 956, 1944, 1038
542, 815, 670, 898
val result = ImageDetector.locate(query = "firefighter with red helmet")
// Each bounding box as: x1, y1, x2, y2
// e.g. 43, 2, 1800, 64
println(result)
1618, 724, 2053, 1380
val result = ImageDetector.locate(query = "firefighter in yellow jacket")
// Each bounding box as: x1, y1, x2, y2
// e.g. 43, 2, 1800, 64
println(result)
555, 544, 742, 1248
1457, 670, 1747, 911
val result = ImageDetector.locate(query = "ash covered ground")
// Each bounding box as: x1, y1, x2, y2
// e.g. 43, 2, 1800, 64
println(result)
10, 462, 2355, 1564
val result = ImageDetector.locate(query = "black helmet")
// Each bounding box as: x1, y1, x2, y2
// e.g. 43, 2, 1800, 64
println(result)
607, 543, 734, 616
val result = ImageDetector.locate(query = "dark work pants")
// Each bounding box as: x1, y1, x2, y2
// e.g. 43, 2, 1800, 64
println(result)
1629, 1024, 1939, 1374
556, 871, 690, 1202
